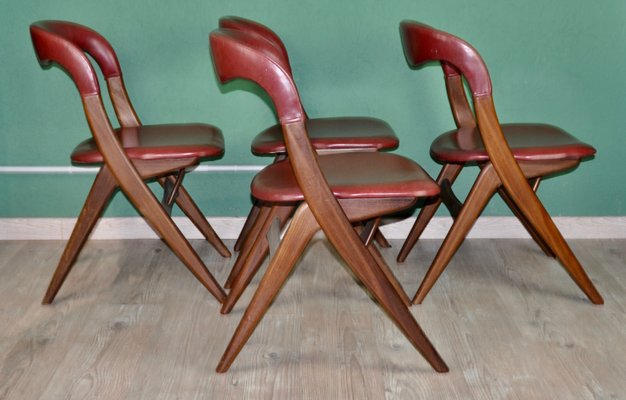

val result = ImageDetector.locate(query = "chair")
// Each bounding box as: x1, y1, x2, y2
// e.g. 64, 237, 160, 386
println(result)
218, 16, 397, 261
210, 27, 448, 373
30, 20, 229, 304
396, 21, 603, 305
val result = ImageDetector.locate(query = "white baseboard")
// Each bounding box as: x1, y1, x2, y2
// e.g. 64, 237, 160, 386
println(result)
0, 216, 624, 241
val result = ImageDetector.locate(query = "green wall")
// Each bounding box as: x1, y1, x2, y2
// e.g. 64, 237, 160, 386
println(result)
1, 0, 625, 218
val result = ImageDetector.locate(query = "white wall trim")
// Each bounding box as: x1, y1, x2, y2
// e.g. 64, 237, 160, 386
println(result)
1, 216, 624, 241
0, 165, 265, 174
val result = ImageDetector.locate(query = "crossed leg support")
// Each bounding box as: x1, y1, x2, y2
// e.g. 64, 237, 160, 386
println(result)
217, 203, 448, 373
43, 165, 227, 304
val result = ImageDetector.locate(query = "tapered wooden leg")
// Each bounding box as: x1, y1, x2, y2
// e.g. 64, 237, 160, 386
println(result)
500, 183, 603, 304
498, 179, 555, 258
225, 205, 273, 289
221, 205, 295, 314
118, 174, 226, 303
42, 166, 117, 304
413, 164, 500, 304
158, 177, 231, 258
217, 204, 319, 373
321, 211, 448, 372
373, 228, 392, 248
368, 244, 411, 306
234, 202, 261, 252
397, 163, 463, 263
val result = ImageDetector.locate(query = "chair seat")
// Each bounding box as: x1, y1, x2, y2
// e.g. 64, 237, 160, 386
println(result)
71, 123, 225, 164
251, 117, 399, 155
251, 152, 439, 202
430, 123, 596, 163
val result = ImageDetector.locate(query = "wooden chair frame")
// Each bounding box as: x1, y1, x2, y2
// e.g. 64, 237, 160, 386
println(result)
210, 27, 448, 373
396, 21, 603, 305
30, 20, 228, 304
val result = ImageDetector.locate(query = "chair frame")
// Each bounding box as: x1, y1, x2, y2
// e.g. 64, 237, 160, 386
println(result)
210, 27, 448, 373
31, 20, 229, 304
396, 21, 603, 305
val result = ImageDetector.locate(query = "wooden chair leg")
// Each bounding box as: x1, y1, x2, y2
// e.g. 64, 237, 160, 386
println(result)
118, 172, 226, 303
497, 179, 555, 258
413, 164, 500, 304
397, 163, 463, 263
42, 166, 117, 304
224, 205, 273, 289
234, 201, 261, 252
500, 182, 603, 304
322, 210, 448, 372
221, 205, 295, 314
368, 244, 411, 307
373, 228, 391, 248
158, 177, 231, 258
217, 203, 319, 373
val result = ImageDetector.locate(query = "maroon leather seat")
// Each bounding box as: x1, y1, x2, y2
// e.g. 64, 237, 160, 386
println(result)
71, 124, 224, 163
251, 152, 439, 202
251, 117, 398, 155
431, 123, 596, 163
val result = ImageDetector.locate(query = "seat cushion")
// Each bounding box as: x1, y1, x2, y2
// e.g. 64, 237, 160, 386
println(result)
430, 123, 596, 163
251, 117, 399, 155
71, 124, 225, 164
251, 152, 439, 202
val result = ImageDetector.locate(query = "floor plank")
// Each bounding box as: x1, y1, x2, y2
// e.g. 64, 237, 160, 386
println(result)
0, 238, 624, 399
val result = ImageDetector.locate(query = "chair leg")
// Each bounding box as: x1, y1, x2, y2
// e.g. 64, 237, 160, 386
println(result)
234, 201, 261, 252
322, 210, 448, 372
500, 183, 603, 304
217, 203, 319, 373
373, 228, 392, 248
497, 179, 555, 258
221, 205, 295, 314
158, 177, 231, 258
413, 164, 500, 304
224, 205, 273, 289
368, 244, 411, 307
119, 174, 226, 303
42, 166, 117, 304
397, 163, 463, 263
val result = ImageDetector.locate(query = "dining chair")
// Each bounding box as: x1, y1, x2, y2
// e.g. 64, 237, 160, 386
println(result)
396, 21, 603, 305
30, 20, 229, 304
210, 27, 448, 373
218, 16, 396, 260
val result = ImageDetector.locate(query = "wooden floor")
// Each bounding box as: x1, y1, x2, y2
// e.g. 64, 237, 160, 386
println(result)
0, 238, 624, 399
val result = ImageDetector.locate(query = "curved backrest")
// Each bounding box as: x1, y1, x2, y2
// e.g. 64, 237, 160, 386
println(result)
31, 21, 106, 97
400, 20, 492, 98
218, 16, 292, 74
210, 28, 304, 124
31, 20, 140, 127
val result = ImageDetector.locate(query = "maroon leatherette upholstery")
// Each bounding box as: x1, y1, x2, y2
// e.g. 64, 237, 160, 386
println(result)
251, 152, 439, 202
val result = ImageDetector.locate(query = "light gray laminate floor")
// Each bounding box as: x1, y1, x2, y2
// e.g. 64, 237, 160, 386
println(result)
0, 238, 624, 399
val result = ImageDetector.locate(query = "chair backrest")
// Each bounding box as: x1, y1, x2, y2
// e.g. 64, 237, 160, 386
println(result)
210, 28, 304, 124
218, 16, 292, 74
31, 20, 144, 183
30, 20, 140, 127
400, 20, 543, 221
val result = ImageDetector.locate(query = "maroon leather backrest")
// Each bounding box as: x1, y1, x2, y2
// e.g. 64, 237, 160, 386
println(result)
30, 22, 100, 96
400, 20, 492, 97
209, 28, 305, 124
218, 16, 292, 74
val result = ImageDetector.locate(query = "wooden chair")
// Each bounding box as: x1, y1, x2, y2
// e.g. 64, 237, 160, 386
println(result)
396, 21, 603, 305
30, 20, 229, 304
218, 16, 396, 261
210, 27, 448, 373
